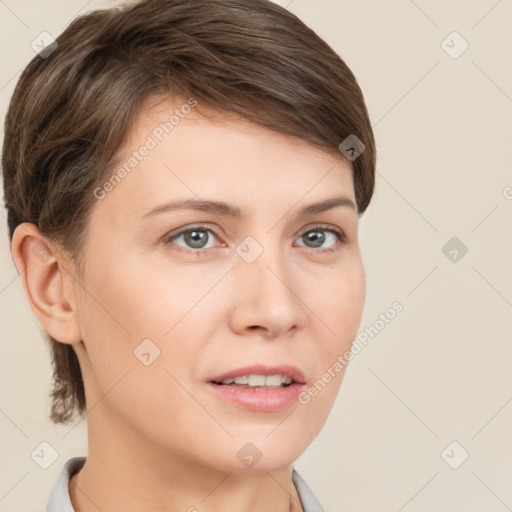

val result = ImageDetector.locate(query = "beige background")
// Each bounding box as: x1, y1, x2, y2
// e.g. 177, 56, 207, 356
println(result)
1, 0, 511, 510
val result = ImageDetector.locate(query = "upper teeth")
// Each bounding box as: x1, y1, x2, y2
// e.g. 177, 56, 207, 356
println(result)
221, 374, 293, 386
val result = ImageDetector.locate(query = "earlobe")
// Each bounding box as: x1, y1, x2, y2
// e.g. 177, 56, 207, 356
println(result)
11, 222, 82, 345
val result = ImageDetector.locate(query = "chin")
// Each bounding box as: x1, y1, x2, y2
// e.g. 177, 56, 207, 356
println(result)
208, 430, 315, 473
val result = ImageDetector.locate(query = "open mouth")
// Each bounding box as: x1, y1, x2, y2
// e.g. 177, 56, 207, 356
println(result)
206, 366, 306, 411
211, 374, 294, 389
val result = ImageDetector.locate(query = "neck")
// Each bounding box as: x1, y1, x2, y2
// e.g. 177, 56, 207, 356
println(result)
69, 414, 304, 512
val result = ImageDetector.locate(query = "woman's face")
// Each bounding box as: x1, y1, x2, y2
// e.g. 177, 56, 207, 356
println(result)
72, 97, 366, 472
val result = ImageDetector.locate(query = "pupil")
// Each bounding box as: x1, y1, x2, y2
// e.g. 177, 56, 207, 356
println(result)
186, 229, 207, 248
306, 230, 324, 248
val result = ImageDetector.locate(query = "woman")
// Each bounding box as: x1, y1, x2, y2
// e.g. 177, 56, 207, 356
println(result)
3, 0, 376, 510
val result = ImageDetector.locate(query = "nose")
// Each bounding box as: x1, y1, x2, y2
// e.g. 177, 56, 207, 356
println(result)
228, 240, 306, 339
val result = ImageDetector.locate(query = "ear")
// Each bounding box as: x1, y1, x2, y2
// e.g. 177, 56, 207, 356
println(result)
10, 222, 82, 345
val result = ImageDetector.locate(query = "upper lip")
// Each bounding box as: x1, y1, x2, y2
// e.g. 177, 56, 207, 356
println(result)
209, 364, 306, 384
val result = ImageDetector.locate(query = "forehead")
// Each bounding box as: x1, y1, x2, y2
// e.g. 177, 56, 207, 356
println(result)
93, 96, 356, 221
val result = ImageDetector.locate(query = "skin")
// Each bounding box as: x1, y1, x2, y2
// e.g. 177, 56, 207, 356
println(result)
11, 97, 366, 512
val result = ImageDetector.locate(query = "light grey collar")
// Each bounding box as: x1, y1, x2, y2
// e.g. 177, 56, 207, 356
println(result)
292, 468, 325, 512
46, 457, 325, 512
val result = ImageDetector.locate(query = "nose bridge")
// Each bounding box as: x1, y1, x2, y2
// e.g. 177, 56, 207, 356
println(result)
241, 233, 290, 293
231, 233, 304, 336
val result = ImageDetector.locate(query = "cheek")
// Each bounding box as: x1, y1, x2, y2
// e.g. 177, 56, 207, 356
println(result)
301, 259, 365, 405
75, 262, 209, 446
77, 251, 208, 340
314, 259, 366, 348
75, 252, 229, 395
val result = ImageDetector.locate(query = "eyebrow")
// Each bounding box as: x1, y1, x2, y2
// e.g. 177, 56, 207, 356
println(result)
142, 195, 357, 219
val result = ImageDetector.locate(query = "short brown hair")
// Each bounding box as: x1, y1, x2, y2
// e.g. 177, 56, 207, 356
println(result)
2, 0, 376, 424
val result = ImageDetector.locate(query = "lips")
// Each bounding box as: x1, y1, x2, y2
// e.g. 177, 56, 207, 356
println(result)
206, 364, 307, 412
209, 364, 306, 385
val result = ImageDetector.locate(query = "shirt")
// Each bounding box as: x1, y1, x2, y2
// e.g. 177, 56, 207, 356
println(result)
46, 456, 325, 512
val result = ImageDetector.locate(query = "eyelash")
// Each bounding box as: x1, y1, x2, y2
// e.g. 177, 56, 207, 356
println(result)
162, 223, 347, 257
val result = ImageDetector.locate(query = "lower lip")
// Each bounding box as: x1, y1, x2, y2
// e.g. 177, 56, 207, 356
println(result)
205, 382, 305, 412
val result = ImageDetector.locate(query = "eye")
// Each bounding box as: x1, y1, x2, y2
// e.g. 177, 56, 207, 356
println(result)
164, 226, 221, 255
163, 223, 347, 257
295, 225, 346, 252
